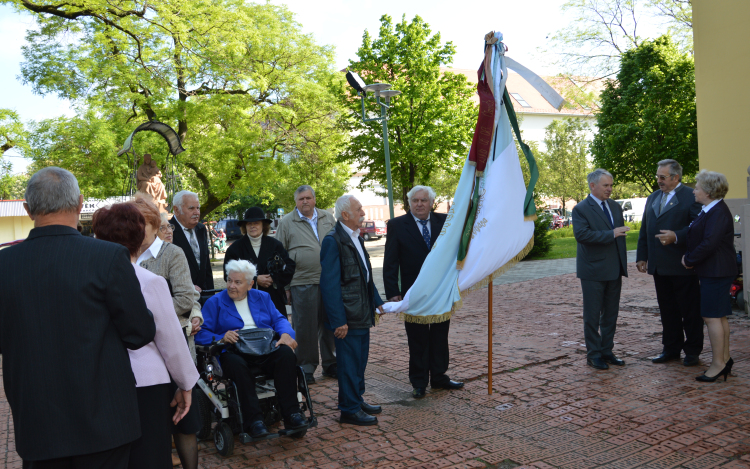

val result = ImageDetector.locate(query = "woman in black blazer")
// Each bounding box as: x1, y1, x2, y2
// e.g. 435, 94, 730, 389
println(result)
223, 207, 296, 318
682, 170, 738, 382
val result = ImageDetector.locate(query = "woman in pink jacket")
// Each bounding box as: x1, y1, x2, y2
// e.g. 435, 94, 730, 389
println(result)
93, 203, 199, 469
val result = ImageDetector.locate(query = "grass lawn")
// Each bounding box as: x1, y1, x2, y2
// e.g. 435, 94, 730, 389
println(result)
527, 230, 640, 261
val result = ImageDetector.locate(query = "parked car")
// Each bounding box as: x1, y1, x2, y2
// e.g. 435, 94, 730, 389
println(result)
215, 219, 242, 239
616, 198, 648, 222
360, 220, 387, 241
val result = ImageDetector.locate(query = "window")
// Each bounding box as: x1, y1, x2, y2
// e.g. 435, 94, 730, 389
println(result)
624, 202, 632, 211
510, 93, 531, 108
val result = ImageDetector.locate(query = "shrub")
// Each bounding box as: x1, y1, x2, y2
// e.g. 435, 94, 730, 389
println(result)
527, 210, 553, 259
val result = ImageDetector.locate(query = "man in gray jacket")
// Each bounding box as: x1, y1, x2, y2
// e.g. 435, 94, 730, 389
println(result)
573, 169, 629, 370
276, 185, 338, 383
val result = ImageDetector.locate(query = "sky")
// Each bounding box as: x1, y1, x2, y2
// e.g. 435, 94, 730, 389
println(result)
0, 0, 571, 172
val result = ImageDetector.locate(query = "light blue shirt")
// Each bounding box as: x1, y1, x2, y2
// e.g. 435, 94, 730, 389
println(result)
296, 208, 319, 240
412, 213, 431, 236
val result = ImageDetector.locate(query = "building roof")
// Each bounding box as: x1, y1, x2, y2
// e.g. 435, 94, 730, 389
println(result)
441, 67, 604, 117
0, 200, 27, 217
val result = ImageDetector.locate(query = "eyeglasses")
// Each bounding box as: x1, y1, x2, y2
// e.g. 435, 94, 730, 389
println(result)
654, 174, 674, 181
159, 225, 175, 233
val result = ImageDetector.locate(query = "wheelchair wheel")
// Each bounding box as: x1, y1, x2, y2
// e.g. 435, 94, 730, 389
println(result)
213, 421, 234, 457
196, 390, 213, 440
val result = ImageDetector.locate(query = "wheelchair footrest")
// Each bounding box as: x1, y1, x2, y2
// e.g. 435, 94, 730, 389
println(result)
239, 432, 280, 444
278, 424, 309, 437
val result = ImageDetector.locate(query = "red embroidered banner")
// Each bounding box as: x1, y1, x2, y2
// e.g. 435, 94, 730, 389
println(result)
468, 60, 495, 174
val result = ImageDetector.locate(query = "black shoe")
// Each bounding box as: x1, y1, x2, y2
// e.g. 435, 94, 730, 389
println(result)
652, 352, 681, 364
248, 420, 269, 438
284, 412, 307, 430
601, 354, 625, 366
683, 355, 700, 367
587, 358, 609, 370
727, 357, 734, 375
360, 402, 382, 415
304, 373, 316, 384
322, 364, 338, 379
696, 364, 730, 382
412, 387, 426, 399
340, 409, 378, 426
432, 380, 464, 390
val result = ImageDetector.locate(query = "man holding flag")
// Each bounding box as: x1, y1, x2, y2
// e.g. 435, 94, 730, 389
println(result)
384, 186, 463, 399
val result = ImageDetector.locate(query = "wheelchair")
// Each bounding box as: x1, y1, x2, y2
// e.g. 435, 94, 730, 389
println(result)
195, 342, 318, 457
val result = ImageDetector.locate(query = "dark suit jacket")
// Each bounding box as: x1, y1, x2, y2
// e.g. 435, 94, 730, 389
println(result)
170, 218, 214, 291
383, 212, 447, 299
636, 184, 702, 276
0, 225, 155, 461
573, 196, 628, 281
320, 222, 384, 331
223, 235, 296, 315
684, 200, 738, 278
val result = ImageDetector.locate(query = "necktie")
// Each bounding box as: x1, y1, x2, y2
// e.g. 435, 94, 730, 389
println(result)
187, 228, 201, 266
418, 219, 430, 249
659, 192, 669, 215
600, 201, 614, 229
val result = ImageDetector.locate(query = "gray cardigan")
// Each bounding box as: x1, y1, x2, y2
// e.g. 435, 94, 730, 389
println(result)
139, 241, 203, 329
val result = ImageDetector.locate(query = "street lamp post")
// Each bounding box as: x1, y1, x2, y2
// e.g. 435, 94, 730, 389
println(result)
346, 70, 401, 220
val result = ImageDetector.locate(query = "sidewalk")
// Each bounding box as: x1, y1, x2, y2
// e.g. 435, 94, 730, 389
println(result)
3, 254, 749, 468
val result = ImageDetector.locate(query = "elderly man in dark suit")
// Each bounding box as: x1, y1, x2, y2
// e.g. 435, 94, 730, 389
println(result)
383, 185, 463, 398
320, 195, 384, 426
573, 168, 630, 370
170, 190, 214, 293
636, 159, 703, 366
0, 167, 155, 468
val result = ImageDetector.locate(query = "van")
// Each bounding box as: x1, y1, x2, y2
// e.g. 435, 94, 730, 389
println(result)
616, 198, 648, 222
360, 220, 387, 241
215, 219, 242, 239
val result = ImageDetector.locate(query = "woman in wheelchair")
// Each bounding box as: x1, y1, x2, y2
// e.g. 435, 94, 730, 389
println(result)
196, 259, 308, 438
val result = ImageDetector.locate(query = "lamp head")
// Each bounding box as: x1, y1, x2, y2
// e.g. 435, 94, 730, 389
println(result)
346, 70, 366, 93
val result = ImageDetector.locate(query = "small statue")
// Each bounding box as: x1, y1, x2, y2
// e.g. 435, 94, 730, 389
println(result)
136, 154, 167, 208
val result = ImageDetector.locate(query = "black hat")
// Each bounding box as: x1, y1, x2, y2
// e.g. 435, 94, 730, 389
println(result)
238, 207, 272, 226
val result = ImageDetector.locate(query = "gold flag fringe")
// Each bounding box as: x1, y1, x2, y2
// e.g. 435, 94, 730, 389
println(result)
400, 235, 534, 324
524, 214, 538, 222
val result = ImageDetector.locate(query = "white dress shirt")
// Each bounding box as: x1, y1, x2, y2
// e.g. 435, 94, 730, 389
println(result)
297, 208, 319, 240
588, 193, 614, 227
413, 213, 431, 236
660, 183, 681, 206
341, 222, 369, 283
173, 217, 200, 265
136, 236, 164, 266
234, 298, 257, 330
702, 198, 722, 214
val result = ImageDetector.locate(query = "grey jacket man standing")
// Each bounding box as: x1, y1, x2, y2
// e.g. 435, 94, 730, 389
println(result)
573, 169, 629, 370
636, 159, 703, 366
276, 185, 337, 382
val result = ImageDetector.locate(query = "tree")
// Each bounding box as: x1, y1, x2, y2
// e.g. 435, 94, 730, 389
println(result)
591, 35, 696, 193
538, 118, 593, 212
341, 15, 477, 210
0, 109, 26, 156
9, 0, 349, 216
544, 0, 693, 78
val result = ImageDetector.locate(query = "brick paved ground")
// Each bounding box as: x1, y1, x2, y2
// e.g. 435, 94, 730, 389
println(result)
1, 260, 749, 468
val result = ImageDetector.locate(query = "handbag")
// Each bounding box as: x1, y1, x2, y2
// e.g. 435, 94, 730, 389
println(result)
232, 328, 278, 357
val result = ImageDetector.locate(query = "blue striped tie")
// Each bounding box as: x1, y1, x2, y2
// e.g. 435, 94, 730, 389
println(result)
418, 219, 430, 249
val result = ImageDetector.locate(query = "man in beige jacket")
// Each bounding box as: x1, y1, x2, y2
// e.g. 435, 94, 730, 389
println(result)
276, 185, 337, 383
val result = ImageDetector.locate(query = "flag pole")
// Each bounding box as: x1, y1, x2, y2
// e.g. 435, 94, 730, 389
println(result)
488, 282, 493, 395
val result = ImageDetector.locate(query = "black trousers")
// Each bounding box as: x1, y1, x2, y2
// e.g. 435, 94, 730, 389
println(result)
220, 345, 299, 426
23, 444, 131, 469
129, 384, 173, 469
581, 278, 622, 359
404, 320, 451, 388
653, 272, 703, 355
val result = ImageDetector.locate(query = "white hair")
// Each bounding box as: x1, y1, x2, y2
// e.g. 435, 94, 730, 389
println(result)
407, 185, 436, 203
225, 259, 257, 283
173, 190, 199, 210
587, 169, 613, 185
334, 194, 358, 221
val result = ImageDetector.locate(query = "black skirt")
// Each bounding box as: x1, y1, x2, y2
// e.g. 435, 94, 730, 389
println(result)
699, 275, 735, 318
170, 381, 201, 435
129, 384, 173, 469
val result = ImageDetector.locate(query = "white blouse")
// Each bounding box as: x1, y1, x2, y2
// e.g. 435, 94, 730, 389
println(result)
234, 298, 257, 330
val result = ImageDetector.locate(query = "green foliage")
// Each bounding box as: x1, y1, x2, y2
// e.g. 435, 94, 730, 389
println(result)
527, 209, 553, 259
0, 109, 27, 156
341, 15, 477, 210
548, 220, 641, 239
591, 36, 696, 193
537, 118, 593, 208
10, 0, 349, 217
529, 230, 640, 260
